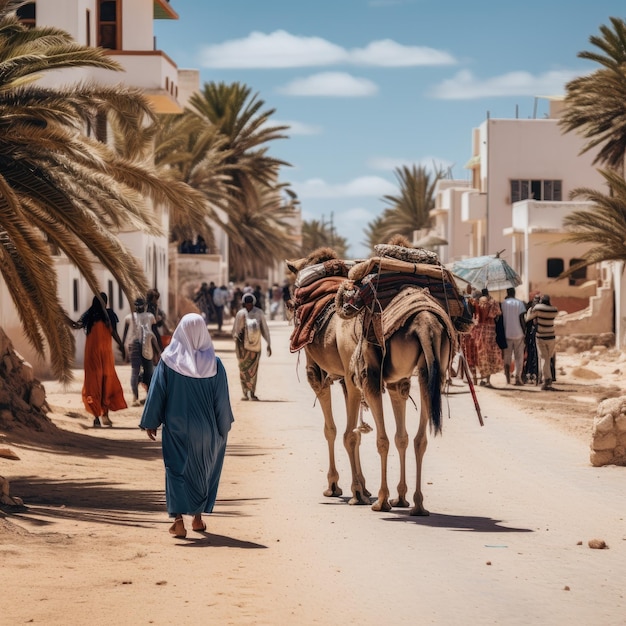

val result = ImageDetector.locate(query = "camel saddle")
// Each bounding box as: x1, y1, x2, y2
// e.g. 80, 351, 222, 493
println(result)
290, 275, 346, 352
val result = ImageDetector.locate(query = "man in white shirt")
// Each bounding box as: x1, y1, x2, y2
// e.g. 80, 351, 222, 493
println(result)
500, 287, 527, 385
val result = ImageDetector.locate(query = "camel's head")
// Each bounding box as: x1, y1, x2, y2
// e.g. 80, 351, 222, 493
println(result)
286, 247, 338, 275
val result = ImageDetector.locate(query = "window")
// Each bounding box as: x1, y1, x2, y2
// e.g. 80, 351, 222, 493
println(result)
108, 280, 114, 308
86, 10, 91, 46
17, 2, 36, 28
95, 110, 108, 143
98, 0, 120, 50
73, 279, 79, 313
569, 258, 587, 286
547, 258, 564, 278
511, 179, 562, 203
118, 284, 123, 310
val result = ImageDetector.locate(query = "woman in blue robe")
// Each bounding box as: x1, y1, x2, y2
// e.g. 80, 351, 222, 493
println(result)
140, 313, 234, 538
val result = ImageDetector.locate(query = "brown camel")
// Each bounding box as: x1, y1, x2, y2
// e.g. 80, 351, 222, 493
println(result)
288, 246, 455, 515
287, 250, 371, 506
352, 287, 454, 515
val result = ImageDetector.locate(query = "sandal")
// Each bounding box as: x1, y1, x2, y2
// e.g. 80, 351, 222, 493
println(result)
169, 518, 187, 538
192, 519, 207, 532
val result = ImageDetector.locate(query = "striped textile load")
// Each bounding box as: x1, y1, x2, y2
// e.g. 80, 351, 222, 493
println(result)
289, 275, 346, 352
338, 256, 472, 332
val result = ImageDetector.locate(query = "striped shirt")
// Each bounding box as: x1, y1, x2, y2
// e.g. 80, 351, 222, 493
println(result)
526, 303, 558, 340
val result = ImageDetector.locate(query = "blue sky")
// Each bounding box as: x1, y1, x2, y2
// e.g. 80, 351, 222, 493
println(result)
155, 0, 625, 258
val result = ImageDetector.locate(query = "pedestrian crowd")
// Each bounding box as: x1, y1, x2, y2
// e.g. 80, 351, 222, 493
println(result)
460, 286, 558, 391
72, 268, 564, 540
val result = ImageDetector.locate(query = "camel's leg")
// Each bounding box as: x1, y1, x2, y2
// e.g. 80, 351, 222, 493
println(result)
410, 367, 430, 516
318, 385, 343, 498
387, 380, 411, 508
307, 364, 342, 498
343, 380, 370, 505
360, 361, 391, 512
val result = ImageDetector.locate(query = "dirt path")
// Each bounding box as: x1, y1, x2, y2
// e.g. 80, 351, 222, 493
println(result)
1, 323, 625, 625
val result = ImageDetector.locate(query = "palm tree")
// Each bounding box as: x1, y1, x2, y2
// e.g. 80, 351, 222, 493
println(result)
560, 169, 626, 275
362, 215, 390, 254
559, 17, 626, 174
301, 219, 348, 258
153, 112, 235, 247
187, 82, 290, 193
0, 2, 210, 382
228, 183, 301, 281
375, 165, 443, 243
185, 82, 297, 272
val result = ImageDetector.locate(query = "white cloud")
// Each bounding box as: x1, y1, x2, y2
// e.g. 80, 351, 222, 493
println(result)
199, 30, 346, 68
271, 119, 323, 135
278, 72, 378, 97
293, 176, 396, 199
198, 30, 457, 69
351, 40, 455, 67
429, 69, 581, 100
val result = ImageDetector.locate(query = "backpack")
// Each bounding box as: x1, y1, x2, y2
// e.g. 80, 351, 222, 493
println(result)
244, 315, 261, 349
134, 312, 156, 360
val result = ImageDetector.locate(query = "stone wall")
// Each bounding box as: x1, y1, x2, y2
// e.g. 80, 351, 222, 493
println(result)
556, 333, 615, 353
590, 396, 626, 467
0, 326, 51, 433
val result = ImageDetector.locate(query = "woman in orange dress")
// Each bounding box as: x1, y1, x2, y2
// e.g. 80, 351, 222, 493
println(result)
76, 293, 127, 427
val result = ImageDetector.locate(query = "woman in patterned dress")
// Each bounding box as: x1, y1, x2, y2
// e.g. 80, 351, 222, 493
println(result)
474, 288, 503, 387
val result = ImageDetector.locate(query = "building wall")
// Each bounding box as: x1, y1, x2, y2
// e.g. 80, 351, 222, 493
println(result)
478, 118, 605, 258
435, 183, 474, 263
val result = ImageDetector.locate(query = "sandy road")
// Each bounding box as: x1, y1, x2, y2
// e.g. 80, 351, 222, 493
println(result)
1, 321, 625, 625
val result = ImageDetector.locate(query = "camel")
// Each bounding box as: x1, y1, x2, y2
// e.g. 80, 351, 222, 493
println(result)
351, 286, 454, 515
288, 244, 456, 515
287, 249, 371, 506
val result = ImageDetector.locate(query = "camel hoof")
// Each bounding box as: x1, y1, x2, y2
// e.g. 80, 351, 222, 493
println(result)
348, 492, 371, 506
409, 507, 430, 516
371, 499, 392, 512
390, 497, 410, 508
323, 485, 343, 497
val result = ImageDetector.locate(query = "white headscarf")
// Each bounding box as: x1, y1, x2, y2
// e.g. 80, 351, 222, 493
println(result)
160, 313, 217, 378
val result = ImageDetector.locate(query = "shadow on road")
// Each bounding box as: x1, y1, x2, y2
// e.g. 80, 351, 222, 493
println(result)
383, 511, 532, 533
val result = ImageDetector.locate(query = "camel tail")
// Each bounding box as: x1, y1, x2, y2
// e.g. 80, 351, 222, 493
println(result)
410, 315, 445, 436
428, 352, 443, 435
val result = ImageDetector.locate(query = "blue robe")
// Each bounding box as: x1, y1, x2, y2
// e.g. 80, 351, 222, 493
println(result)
140, 358, 234, 517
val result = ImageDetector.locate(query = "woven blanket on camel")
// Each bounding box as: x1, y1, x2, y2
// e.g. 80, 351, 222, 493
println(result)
294, 258, 352, 289
350, 287, 457, 390
337, 272, 467, 324
289, 275, 345, 352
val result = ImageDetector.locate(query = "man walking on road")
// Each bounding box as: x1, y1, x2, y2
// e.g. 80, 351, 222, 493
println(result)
501, 287, 527, 385
232, 293, 271, 401
526, 294, 558, 390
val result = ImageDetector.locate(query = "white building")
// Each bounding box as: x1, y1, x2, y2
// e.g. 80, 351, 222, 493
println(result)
433, 98, 626, 344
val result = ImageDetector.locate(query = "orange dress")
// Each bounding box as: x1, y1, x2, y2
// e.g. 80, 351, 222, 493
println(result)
82, 321, 127, 417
